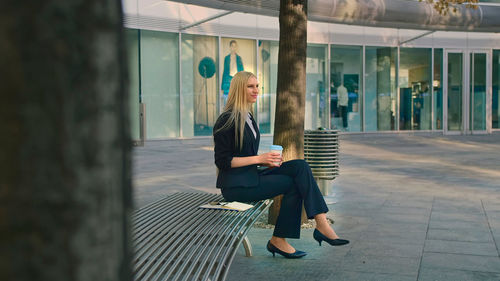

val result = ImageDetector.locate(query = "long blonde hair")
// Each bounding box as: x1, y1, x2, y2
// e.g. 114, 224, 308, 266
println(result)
216, 71, 256, 151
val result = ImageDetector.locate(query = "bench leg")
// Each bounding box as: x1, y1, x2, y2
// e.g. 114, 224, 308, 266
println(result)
242, 236, 252, 257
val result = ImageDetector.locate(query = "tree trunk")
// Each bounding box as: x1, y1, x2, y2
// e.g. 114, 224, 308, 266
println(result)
268, 0, 308, 225
0, 1, 132, 281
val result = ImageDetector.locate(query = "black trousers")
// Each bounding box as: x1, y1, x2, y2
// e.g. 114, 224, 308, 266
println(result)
221, 159, 328, 238
339, 105, 348, 128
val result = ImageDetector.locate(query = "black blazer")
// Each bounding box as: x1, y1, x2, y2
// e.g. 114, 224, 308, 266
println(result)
213, 111, 260, 189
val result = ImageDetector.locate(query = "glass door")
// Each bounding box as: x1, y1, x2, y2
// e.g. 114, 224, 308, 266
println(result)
469, 51, 488, 133
444, 50, 491, 134
444, 51, 464, 134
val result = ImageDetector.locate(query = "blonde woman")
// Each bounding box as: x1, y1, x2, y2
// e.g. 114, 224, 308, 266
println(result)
213, 71, 349, 259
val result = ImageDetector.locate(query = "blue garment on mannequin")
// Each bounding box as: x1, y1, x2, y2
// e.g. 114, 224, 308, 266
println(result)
221, 54, 244, 95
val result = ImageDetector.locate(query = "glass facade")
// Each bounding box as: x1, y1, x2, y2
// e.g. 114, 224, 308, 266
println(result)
305, 44, 328, 130
494, 50, 500, 129
330, 45, 362, 132
140, 30, 179, 138
434, 49, 443, 130
124, 28, 497, 138
447, 52, 463, 132
399, 48, 432, 130
126, 29, 141, 140
470, 53, 487, 131
365, 47, 397, 131
257, 40, 279, 134
181, 34, 219, 137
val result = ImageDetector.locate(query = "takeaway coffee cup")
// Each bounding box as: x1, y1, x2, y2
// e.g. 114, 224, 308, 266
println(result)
270, 145, 283, 166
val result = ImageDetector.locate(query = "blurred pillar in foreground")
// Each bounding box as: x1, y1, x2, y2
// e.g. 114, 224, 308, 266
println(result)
0, 1, 132, 281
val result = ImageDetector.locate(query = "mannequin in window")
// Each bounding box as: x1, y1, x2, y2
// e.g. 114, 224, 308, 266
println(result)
221, 40, 244, 104
337, 82, 349, 130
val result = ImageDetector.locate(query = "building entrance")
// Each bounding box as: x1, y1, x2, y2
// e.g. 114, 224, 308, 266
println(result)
444, 50, 491, 135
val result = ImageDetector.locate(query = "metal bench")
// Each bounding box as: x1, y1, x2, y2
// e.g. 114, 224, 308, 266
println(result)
132, 192, 272, 281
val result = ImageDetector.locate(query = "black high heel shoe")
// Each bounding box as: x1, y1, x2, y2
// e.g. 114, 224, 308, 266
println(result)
313, 229, 350, 246
266, 241, 307, 259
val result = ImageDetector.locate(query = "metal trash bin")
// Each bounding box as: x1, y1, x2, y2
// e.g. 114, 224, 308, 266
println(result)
304, 129, 339, 195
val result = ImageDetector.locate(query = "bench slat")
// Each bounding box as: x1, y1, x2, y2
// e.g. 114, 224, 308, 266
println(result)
208, 203, 267, 281
132, 192, 271, 281
133, 193, 211, 240
165, 211, 243, 281
134, 208, 215, 279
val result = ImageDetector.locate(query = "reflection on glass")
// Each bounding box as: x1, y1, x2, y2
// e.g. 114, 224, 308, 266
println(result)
471, 53, 487, 131
447, 53, 462, 131
181, 34, 218, 137
365, 47, 397, 131
399, 48, 432, 130
257, 40, 278, 134
126, 28, 140, 140
220, 38, 256, 108
434, 49, 443, 130
330, 45, 362, 132
494, 50, 500, 129
306, 44, 328, 130
141, 30, 179, 138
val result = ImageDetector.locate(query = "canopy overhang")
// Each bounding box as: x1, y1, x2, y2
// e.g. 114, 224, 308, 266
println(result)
169, 0, 500, 32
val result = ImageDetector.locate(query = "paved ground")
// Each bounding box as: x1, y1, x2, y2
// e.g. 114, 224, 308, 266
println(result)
133, 132, 500, 281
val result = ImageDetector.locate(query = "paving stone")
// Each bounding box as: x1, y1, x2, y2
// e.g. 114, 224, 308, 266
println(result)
369, 222, 429, 233
378, 206, 431, 216
420, 252, 500, 273
426, 228, 494, 243
428, 219, 490, 230
418, 268, 500, 281
332, 271, 416, 281
430, 211, 488, 224
349, 240, 423, 258
424, 239, 499, 256
494, 234, 500, 251
339, 253, 420, 276
372, 213, 430, 225
359, 234, 426, 246
383, 198, 433, 209
485, 210, 500, 223
482, 201, 500, 212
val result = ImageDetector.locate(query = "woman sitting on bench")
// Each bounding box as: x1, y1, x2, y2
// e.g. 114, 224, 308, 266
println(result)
213, 71, 349, 259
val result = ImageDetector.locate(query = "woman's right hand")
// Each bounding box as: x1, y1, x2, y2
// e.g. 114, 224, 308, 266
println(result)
258, 152, 282, 168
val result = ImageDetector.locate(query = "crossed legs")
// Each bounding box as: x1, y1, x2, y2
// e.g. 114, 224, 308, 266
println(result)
222, 160, 342, 253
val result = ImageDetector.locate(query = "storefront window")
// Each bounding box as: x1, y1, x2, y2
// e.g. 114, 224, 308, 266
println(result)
126, 28, 140, 140
447, 52, 463, 132
471, 53, 487, 131
181, 34, 218, 137
220, 38, 256, 109
306, 44, 328, 130
493, 50, 500, 129
330, 45, 362, 132
434, 49, 443, 130
399, 48, 432, 130
140, 30, 179, 138
365, 47, 397, 131
257, 40, 279, 134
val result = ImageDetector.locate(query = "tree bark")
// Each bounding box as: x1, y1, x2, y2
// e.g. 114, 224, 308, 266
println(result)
268, 0, 308, 225
0, 1, 132, 281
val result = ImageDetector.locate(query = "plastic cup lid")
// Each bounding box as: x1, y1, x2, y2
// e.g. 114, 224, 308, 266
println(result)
270, 145, 283, 151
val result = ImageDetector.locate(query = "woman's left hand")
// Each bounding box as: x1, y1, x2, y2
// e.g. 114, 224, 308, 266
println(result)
258, 152, 282, 168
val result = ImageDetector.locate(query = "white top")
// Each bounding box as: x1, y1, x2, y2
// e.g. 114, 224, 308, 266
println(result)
230, 54, 238, 76
337, 85, 348, 106
246, 113, 257, 138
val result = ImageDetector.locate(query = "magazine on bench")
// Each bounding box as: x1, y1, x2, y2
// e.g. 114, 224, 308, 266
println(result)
199, 201, 254, 211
